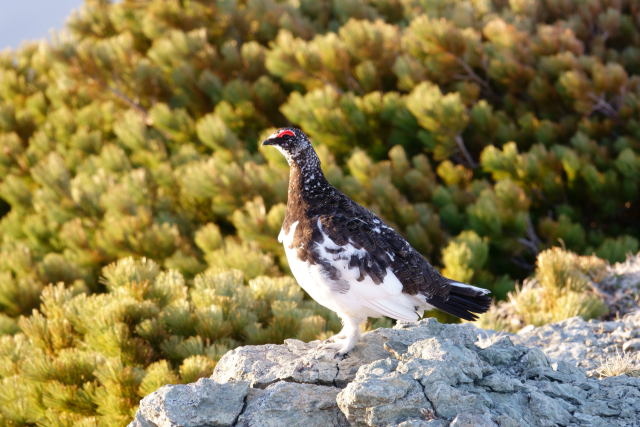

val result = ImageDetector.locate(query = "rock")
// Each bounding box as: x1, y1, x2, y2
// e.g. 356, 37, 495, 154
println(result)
336, 358, 430, 425
237, 382, 348, 426
623, 338, 640, 352
449, 412, 496, 427
514, 310, 640, 375
130, 313, 640, 427
596, 254, 640, 317
211, 334, 390, 388
129, 379, 248, 427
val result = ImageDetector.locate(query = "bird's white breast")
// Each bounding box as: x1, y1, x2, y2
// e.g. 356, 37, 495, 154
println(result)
279, 219, 427, 322
280, 221, 343, 313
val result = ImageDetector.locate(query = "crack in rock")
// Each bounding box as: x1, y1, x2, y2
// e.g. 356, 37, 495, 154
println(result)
231, 389, 248, 426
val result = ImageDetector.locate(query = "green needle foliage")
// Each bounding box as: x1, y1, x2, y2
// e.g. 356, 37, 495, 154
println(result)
0, 0, 639, 423
0, 258, 340, 425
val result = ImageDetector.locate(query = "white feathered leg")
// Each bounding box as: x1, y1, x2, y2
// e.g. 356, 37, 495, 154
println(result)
320, 314, 363, 356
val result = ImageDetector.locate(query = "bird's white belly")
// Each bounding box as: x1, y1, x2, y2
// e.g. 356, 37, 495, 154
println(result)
284, 244, 346, 313
280, 221, 357, 314
279, 221, 425, 321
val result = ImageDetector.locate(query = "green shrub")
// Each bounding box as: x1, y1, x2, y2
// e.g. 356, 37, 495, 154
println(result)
0, 258, 339, 425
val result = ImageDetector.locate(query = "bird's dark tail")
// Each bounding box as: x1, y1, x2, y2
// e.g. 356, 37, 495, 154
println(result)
428, 280, 492, 321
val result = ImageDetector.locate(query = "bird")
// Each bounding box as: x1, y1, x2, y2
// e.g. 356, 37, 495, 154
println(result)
262, 127, 491, 355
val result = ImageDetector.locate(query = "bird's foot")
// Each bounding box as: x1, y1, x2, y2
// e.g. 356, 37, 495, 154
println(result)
318, 340, 352, 358
318, 334, 358, 358
318, 315, 363, 358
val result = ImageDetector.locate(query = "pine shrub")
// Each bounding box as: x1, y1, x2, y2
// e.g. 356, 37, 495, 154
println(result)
0, 258, 340, 425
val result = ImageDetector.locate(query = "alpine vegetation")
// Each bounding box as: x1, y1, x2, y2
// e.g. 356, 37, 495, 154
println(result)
0, 0, 639, 424
263, 128, 490, 354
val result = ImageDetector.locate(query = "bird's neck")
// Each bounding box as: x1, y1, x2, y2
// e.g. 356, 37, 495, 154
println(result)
286, 156, 332, 218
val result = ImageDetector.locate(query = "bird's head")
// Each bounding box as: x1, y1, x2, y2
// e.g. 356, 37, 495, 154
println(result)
262, 127, 314, 165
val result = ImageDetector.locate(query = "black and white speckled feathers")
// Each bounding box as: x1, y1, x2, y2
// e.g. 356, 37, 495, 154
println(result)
263, 128, 491, 327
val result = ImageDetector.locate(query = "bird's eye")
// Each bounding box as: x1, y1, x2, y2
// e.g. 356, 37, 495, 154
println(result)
276, 130, 295, 138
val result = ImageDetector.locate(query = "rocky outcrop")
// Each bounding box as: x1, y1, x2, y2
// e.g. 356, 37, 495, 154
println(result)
596, 253, 640, 318
514, 310, 640, 376
129, 381, 249, 427
130, 311, 640, 427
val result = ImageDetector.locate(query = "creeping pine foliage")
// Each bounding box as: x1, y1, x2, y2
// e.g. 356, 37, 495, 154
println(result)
0, 258, 340, 426
0, 0, 639, 424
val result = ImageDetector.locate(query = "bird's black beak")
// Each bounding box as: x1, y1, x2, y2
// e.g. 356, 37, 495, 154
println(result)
262, 138, 276, 146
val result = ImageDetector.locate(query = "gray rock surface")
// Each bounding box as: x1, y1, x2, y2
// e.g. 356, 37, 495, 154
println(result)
597, 254, 640, 318
514, 310, 640, 375
130, 314, 640, 427
210, 332, 392, 388
129, 379, 248, 427
237, 381, 348, 426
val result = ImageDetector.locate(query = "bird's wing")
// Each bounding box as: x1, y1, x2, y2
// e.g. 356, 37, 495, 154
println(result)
312, 213, 438, 321
316, 213, 449, 293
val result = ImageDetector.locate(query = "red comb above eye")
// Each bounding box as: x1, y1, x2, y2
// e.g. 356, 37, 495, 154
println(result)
276, 130, 295, 138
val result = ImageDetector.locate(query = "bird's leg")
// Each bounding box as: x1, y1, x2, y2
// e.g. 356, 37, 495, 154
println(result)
324, 331, 347, 343
323, 314, 349, 343
324, 326, 348, 342
320, 315, 363, 356
336, 320, 361, 355
323, 314, 352, 343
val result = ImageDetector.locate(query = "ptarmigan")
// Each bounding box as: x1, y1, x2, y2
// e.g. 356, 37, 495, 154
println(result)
263, 127, 491, 355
